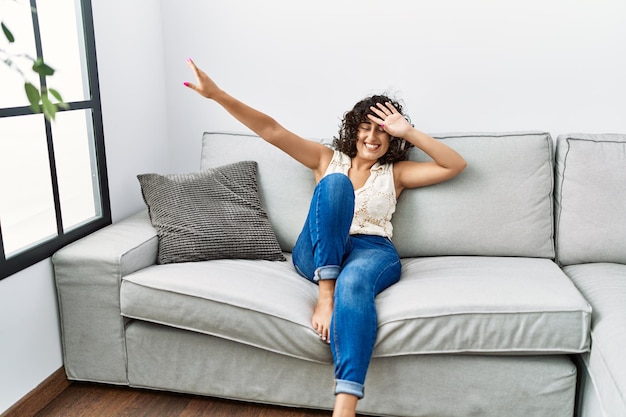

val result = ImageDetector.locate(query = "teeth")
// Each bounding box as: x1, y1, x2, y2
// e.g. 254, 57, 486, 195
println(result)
365, 143, 379, 150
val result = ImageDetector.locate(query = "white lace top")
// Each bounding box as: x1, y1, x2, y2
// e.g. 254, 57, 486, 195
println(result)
324, 151, 397, 238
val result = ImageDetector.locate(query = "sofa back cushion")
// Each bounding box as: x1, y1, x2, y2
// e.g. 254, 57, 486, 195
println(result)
555, 133, 626, 266
394, 132, 555, 258
201, 131, 555, 258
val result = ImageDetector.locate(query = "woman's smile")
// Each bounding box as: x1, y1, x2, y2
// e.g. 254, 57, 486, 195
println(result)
364, 142, 381, 151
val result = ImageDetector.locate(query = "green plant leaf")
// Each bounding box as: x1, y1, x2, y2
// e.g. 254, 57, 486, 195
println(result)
48, 88, 69, 109
41, 92, 57, 121
48, 88, 63, 102
1, 22, 15, 43
24, 82, 41, 113
32, 58, 55, 76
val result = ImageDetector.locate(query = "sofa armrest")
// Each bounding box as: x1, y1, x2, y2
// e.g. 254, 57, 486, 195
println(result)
52, 210, 158, 384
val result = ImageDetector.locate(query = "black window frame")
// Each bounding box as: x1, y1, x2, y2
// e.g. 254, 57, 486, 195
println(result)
0, 0, 111, 280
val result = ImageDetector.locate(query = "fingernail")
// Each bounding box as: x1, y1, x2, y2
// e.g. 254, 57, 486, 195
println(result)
183, 82, 189, 87
186, 57, 192, 63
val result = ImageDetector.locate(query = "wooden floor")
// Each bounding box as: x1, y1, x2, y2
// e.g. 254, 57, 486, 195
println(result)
33, 382, 359, 417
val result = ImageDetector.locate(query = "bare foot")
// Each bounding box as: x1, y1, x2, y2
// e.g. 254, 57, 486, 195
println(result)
312, 298, 333, 343
312, 279, 335, 344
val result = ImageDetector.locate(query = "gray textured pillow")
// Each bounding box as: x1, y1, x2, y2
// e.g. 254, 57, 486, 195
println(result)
137, 161, 285, 264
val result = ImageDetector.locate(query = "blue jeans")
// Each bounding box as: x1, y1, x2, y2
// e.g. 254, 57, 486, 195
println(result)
292, 173, 402, 399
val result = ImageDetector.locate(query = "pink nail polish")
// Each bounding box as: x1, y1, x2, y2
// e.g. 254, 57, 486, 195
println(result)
183, 82, 189, 87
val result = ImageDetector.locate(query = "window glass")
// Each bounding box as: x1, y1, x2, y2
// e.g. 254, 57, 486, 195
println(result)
36, 0, 90, 102
0, 114, 58, 257
0, 1, 39, 108
53, 109, 102, 231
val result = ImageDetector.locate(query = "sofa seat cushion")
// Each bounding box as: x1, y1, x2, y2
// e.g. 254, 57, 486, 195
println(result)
375, 257, 591, 356
121, 256, 332, 364
121, 255, 591, 363
564, 263, 626, 416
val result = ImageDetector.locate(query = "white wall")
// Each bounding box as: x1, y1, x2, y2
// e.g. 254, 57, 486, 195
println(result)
0, 260, 63, 414
94, 0, 170, 222
162, 0, 626, 174
2, 0, 625, 413
0, 0, 169, 413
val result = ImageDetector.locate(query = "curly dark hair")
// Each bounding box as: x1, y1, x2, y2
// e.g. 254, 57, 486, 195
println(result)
333, 94, 413, 165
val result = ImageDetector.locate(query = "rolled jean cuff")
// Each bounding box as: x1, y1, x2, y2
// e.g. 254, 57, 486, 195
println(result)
314, 265, 340, 282
335, 379, 364, 399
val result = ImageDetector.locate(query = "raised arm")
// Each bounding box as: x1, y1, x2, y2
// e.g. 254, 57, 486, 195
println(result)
368, 102, 467, 193
184, 59, 332, 177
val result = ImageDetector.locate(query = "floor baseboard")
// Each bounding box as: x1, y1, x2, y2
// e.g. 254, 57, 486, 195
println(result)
1, 366, 71, 417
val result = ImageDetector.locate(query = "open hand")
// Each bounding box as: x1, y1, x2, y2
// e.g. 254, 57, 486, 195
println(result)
183, 58, 221, 99
367, 102, 412, 138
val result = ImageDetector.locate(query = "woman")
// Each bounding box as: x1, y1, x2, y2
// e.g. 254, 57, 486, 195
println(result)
184, 58, 466, 417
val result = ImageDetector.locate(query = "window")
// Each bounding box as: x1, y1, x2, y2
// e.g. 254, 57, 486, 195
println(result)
0, 0, 110, 280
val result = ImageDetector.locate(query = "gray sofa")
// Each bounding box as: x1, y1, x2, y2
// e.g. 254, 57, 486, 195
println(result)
553, 133, 626, 417
52, 131, 624, 417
